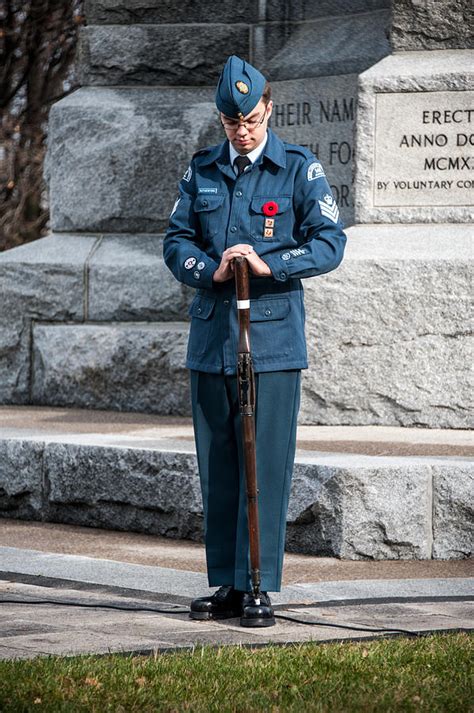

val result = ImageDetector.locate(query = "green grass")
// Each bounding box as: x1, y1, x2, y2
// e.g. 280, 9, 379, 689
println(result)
0, 632, 472, 712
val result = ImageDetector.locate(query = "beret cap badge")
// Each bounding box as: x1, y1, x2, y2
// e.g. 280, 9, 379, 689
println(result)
235, 80, 249, 94
215, 55, 266, 117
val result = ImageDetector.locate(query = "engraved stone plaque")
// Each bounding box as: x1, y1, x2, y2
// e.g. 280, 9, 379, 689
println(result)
374, 90, 473, 208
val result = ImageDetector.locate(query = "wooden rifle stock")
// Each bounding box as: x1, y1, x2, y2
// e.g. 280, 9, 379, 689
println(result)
234, 256, 261, 602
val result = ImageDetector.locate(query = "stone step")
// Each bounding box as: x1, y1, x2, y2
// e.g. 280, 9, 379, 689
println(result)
0, 232, 190, 323
0, 406, 472, 561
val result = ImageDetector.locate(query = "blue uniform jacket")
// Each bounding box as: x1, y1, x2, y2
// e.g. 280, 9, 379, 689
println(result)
163, 128, 347, 375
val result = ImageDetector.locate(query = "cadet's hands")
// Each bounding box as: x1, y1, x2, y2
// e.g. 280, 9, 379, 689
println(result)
244, 249, 272, 277
212, 244, 252, 282
212, 244, 272, 282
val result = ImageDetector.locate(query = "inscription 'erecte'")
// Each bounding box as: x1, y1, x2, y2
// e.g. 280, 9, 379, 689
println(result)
422, 109, 473, 124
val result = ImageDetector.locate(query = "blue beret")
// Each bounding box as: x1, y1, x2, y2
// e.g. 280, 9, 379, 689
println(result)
215, 55, 266, 119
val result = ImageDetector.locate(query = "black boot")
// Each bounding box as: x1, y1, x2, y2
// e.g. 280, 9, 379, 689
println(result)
240, 591, 275, 627
190, 585, 244, 620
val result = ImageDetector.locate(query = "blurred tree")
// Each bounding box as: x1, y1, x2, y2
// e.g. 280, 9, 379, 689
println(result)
0, 0, 85, 251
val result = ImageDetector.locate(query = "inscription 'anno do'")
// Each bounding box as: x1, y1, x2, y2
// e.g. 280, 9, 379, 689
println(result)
398, 107, 473, 171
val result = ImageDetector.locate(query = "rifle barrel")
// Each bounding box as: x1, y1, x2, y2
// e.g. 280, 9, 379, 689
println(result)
234, 257, 261, 599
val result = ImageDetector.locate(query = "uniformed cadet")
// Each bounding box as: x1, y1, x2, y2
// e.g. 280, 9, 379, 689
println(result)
163, 55, 347, 627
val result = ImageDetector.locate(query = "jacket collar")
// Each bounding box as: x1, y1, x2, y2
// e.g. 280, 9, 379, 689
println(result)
198, 141, 227, 167
198, 128, 286, 171
262, 128, 287, 169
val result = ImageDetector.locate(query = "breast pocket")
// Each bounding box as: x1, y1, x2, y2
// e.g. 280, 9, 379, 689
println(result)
249, 296, 293, 360
186, 294, 216, 357
194, 193, 226, 239
249, 195, 292, 242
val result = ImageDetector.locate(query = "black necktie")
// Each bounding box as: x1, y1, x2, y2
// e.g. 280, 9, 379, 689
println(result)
234, 155, 251, 176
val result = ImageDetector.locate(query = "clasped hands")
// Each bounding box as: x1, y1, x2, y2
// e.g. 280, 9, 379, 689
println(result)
212, 244, 272, 282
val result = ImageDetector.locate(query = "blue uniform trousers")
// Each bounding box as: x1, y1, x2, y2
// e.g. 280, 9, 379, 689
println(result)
190, 368, 301, 592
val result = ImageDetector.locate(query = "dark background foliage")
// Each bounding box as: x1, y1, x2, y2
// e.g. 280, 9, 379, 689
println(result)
0, 0, 85, 251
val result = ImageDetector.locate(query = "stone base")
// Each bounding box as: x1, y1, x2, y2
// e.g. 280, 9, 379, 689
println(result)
300, 223, 472, 428
0, 225, 471, 426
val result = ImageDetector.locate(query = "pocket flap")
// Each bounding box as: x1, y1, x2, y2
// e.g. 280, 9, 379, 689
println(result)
250, 196, 292, 215
188, 295, 216, 319
194, 194, 225, 212
250, 297, 290, 322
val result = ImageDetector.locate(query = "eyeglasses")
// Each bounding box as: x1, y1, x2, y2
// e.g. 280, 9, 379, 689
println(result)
220, 111, 267, 132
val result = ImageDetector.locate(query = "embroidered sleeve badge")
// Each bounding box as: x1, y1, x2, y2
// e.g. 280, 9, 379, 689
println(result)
318, 194, 340, 223
184, 256, 197, 270
281, 247, 309, 261
307, 162, 325, 181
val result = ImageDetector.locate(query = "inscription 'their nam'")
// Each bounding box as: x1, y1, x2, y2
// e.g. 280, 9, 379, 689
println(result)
272, 98, 355, 127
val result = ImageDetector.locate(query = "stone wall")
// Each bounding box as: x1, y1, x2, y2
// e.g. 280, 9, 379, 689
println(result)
0, 0, 472, 560
83, 0, 391, 83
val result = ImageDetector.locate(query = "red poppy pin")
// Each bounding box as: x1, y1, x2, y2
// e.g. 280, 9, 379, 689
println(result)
262, 201, 279, 216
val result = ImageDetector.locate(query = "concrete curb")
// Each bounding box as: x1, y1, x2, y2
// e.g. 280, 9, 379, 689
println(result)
1, 546, 473, 606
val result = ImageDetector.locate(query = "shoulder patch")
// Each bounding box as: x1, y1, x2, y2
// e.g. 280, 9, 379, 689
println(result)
307, 161, 326, 181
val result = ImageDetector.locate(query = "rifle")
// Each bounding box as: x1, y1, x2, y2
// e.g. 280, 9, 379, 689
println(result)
234, 256, 262, 604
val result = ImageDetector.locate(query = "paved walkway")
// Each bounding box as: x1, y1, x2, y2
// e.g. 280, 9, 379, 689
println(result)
1, 519, 472, 660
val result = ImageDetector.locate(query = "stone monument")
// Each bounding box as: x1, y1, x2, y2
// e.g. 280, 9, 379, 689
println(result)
0, 1, 472, 560
1, 0, 471, 428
